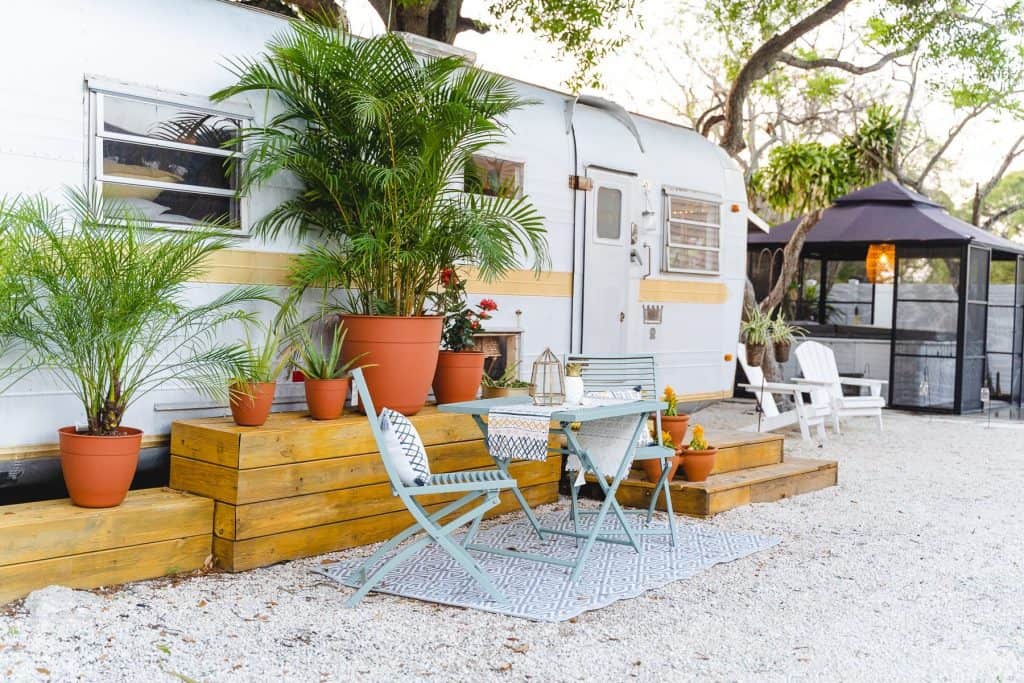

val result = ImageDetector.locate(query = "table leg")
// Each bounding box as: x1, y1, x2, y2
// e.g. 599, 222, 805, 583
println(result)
472, 414, 546, 540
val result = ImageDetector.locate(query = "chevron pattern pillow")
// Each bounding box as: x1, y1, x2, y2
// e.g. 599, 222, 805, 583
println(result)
380, 408, 431, 486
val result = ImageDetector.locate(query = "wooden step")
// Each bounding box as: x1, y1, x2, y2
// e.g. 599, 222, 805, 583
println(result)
609, 457, 837, 518
0, 488, 213, 604
629, 429, 783, 477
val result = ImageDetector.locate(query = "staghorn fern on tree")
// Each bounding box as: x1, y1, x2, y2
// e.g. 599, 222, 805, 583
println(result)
211, 24, 549, 317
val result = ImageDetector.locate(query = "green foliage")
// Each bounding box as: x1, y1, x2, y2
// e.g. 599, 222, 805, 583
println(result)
769, 313, 806, 344
983, 170, 1024, 239
291, 322, 366, 380
432, 268, 497, 351
741, 305, 773, 345
481, 361, 528, 388
213, 26, 548, 317
661, 385, 679, 417
803, 71, 846, 103
565, 362, 583, 377
2, 189, 269, 435
236, 322, 293, 384
0, 199, 35, 390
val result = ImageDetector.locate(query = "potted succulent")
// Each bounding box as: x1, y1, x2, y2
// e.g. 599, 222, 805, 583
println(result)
214, 27, 547, 416
6, 189, 267, 507
681, 424, 717, 482
293, 321, 367, 420
430, 268, 496, 404
230, 323, 292, 427
770, 313, 806, 363
481, 362, 528, 398
741, 305, 773, 366
564, 362, 585, 405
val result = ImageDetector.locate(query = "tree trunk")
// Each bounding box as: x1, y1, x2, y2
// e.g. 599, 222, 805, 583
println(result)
760, 209, 823, 314
368, 0, 482, 43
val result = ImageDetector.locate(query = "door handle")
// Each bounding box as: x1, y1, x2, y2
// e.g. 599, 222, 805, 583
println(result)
619, 311, 625, 323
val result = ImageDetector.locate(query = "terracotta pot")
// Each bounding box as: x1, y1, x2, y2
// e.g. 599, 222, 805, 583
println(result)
661, 414, 690, 450
681, 446, 718, 482
304, 377, 350, 420
341, 315, 443, 416
230, 381, 276, 426
58, 426, 142, 508
746, 343, 766, 367
482, 385, 510, 399
774, 341, 791, 363
432, 350, 486, 405
640, 450, 683, 484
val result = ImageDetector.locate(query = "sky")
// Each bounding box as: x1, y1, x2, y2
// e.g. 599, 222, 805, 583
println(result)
342, 0, 1022, 205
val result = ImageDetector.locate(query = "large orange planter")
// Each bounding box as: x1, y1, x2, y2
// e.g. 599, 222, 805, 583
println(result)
58, 426, 142, 508
662, 414, 690, 450
230, 381, 276, 426
432, 351, 485, 405
304, 377, 350, 420
341, 314, 443, 416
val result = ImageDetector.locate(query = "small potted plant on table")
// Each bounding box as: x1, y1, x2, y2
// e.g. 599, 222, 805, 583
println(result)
741, 305, 773, 366
770, 313, 806, 363
681, 424, 717, 482
230, 323, 292, 427
431, 268, 496, 404
293, 321, 367, 420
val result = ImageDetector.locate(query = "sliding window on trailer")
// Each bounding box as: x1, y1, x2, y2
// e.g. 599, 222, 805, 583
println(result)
86, 78, 252, 231
662, 191, 722, 275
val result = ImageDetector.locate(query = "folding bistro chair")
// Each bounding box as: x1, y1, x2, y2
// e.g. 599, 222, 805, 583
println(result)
342, 368, 518, 607
565, 353, 677, 546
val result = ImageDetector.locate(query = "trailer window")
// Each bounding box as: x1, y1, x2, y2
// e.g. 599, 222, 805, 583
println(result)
664, 195, 721, 274
464, 156, 523, 198
88, 87, 249, 230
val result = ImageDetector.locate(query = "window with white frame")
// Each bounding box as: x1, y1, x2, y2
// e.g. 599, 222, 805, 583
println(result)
663, 193, 721, 274
89, 85, 249, 230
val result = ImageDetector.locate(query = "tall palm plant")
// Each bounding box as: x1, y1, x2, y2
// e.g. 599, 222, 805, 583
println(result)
212, 24, 548, 316
4, 188, 270, 435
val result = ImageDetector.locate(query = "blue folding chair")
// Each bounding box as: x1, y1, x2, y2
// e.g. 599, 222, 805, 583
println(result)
343, 368, 518, 607
565, 353, 678, 546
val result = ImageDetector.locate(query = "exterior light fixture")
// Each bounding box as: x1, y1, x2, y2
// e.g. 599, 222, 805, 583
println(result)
865, 243, 896, 284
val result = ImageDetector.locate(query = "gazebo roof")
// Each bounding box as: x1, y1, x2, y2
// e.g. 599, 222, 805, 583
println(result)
748, 180, 1024, 255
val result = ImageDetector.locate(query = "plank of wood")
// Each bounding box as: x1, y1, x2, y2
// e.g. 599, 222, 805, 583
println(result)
170, 421, 241, 468
217, 457, 563, 540
215, 482, 559, 572
0, 434, 170, 464
0, 488, 213, 567
0, 535, 210, 605
709, 438, 783, 474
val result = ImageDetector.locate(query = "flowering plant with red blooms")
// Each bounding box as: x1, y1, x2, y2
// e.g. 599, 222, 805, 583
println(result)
432, 269, 497, 351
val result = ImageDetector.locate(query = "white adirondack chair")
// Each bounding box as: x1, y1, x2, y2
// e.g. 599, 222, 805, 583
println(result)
736, 343, 829, 442
794, 341, 887, 433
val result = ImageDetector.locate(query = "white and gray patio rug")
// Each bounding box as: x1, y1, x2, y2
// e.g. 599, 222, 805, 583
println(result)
315, 510, 779, 622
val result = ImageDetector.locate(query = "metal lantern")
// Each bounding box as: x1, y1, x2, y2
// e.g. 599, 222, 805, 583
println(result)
530, 348, 565, 406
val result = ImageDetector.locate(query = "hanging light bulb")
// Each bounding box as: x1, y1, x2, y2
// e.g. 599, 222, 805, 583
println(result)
866, 243, 896, 284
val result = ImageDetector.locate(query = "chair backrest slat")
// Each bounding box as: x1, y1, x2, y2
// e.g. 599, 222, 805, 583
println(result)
736, 342, 780, 418
795, 341, 842, 405
566, 353, 658, 400
350, 368, 409, 493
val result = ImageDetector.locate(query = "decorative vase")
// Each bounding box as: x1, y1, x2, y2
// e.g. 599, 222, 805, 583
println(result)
774, 341, 791, 363
640, 450, 683, 484
304, 377, 351, 420
681, 446, 718, 482
230, 381, 276, 426
482, 385, 510, 399
746, 343, 766, 367
661, 414, 690, 450
432, 350, 486, 405
564, 376, 585, 405
58, 426, 142, 508
340, 314, 443, 416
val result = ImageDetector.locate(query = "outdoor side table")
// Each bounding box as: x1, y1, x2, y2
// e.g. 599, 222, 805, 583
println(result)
439, 396, 667, 586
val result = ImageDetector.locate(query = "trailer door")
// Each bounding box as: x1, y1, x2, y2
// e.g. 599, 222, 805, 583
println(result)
582, 168, 633, 353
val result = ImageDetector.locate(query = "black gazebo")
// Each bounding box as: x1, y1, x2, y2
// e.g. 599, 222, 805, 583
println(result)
748, 181, 1024, 414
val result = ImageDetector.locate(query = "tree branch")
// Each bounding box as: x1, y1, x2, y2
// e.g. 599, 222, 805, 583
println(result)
974, 134, 1024, 223
777, 46, 914, 75
760, 209, 825, 313
983, 201, 1024, 231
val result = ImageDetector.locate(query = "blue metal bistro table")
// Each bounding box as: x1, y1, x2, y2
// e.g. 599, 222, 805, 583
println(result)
438, 396, 668, 585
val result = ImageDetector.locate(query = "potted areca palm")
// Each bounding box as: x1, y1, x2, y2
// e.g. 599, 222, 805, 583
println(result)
229, 323, 292, 427
213, 25, 548, 416
293, 321, 366, 420
5, 189, 268, 507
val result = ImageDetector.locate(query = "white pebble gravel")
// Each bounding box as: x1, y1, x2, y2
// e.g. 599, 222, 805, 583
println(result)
2, 402, 1023, 681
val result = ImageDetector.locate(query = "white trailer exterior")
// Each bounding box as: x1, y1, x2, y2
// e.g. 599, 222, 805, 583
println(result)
0, 0, 749, 453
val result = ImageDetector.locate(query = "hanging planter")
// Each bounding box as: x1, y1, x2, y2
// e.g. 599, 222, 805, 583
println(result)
770, 314, 806, 364
741, 305, 773, 367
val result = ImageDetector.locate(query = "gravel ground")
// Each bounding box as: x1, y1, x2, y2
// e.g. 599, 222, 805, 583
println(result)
2, 402, 1023, 682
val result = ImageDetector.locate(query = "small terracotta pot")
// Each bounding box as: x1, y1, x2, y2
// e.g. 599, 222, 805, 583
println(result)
304, 377, 350, 420
661, 414, 690, 450
58, 426, 142, 508
681, 446, 718, 482
640, 450, 683, 484
482, 385, 510, 399
342, 315, 443, 416
774, 341, 791, 363
432, 350, 486, 405
746, 343, 766, 367
230, 381, 276, 426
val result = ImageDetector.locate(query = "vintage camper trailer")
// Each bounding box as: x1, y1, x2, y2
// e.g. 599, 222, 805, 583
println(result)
0, 0, 752, 494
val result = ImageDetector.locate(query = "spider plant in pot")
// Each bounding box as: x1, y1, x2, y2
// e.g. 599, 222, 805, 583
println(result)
770, 314, 806, 363
481, 361, 525, 399
213, 26, 547, 416
431, 268, 497, 404
230, 322, 292, 427
681, 424, 717, 482
741, 305, 772, 367
6, 189, 267, 507
293, 321, 367, 420
640, 386, 687, 484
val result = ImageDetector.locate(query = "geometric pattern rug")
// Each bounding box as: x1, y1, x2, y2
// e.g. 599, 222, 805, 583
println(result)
315, 510, 779, 622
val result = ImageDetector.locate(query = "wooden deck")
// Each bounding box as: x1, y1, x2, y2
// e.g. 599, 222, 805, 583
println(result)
0, 488, 212, 604
170, 408, 562, 571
